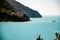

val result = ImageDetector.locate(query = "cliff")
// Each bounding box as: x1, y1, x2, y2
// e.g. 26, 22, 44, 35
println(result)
0, 0, 42, 22
0, 12, 30, 22
0, 0, 42, 18
0, 0, 30, 22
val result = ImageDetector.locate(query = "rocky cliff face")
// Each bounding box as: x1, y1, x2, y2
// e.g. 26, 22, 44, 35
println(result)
0, 0, 42, 18
0, 12, 30, 22
0, 0, 30, 22
0, 0, 42, 22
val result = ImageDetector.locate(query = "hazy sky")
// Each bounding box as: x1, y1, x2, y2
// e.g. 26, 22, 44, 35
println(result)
16, 0, 60, 16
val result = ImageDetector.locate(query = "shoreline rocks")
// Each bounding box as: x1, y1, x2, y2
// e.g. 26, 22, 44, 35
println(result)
0, 11, 30, 22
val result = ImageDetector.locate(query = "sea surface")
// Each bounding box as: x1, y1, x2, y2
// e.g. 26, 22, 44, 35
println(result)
0, 16, 60, 40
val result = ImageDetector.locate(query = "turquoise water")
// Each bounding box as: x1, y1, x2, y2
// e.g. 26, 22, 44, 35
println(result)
0, 16, 60, 40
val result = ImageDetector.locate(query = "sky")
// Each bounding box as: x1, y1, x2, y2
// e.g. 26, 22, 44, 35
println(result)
16, 0, 60, 16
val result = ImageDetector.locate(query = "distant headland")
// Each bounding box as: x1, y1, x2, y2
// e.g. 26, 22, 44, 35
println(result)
0, 0, 42, 22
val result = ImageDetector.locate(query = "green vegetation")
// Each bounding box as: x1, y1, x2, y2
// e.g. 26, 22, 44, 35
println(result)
0, 7, 8, 12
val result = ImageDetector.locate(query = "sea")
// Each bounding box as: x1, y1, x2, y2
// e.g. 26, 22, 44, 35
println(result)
0, 16, 60, 40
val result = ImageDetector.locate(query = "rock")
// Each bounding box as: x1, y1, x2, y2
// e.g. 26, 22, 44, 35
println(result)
0, 0, 42, 18
0, 0, 42, 22
0, 0, 30, 22
0, 11, 30, 22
